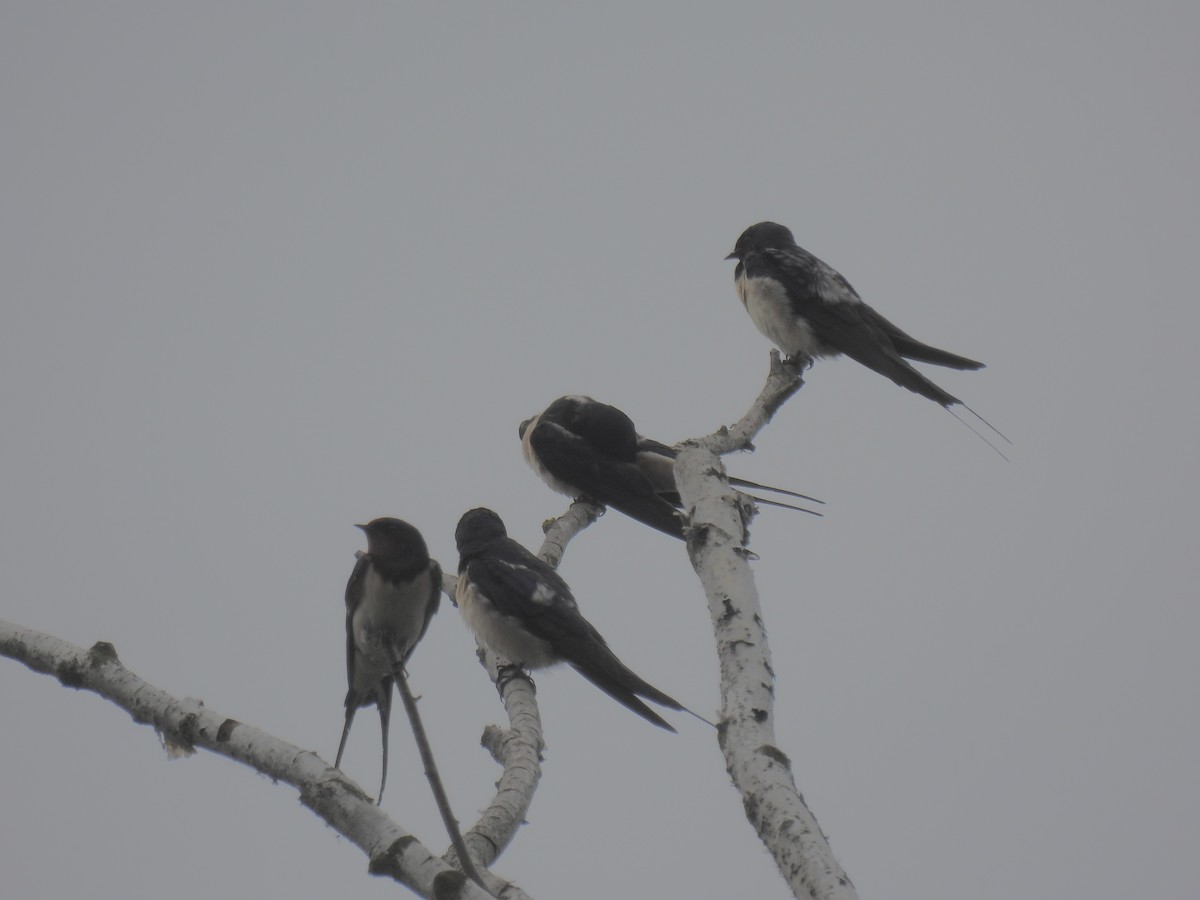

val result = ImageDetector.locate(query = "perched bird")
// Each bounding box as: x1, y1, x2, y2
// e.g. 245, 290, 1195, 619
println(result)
335, 517, 441, 804
520, 395, 822, 540
454, 507, 696, 731
726, 221, 985, 408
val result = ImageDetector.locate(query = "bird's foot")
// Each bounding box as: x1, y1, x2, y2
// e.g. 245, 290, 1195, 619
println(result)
495, 663, 535, 696
576, 495, 606, 517
781, 353, 813, 372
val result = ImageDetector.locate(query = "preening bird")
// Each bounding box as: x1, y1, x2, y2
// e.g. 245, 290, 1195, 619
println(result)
335, 517, 440, 804
454, 507, 700, 731
520, 395, 822, 540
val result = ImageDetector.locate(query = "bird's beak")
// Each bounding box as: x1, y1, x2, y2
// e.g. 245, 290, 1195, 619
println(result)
724, 251, 738, 260
354, 523, 368, 532
518, 416, 533, 439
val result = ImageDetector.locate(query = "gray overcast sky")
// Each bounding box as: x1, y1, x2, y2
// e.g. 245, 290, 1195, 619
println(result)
3, 4, 1196, 899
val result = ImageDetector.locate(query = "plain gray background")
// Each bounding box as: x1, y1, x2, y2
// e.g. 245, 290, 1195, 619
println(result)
3, 4, 1196, 899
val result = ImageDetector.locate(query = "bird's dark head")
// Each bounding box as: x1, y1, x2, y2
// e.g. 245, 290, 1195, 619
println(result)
455, 507, 507, 556
356, 517, 429, 562
520, 395, 593, 440
726, 221, 797, 260
542, 395, 593, 423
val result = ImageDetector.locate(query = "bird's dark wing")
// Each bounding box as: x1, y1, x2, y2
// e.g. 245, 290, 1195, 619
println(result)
337, 555, 373, 773
744, 246, 862, 307
345, 554, 369, 612
634, 435, 677, 459
755, 247, 966, 406
344, 554, 369, 694
529, 421, 684, 539
463, 548, 589, 642
750, 247, 885, 349
868, 312, 984, 370
466, 547, 683, 730
418, 560, 442, 645
547, 396, 639, 461
566, 661, 680, 731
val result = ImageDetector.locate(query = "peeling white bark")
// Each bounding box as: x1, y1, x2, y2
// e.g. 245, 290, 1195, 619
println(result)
437, 566, 541, 899
674, 352, 860, 900
0, 617, 500, 899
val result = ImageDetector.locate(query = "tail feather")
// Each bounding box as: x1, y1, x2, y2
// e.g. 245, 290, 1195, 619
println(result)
607, 495, 686, 541
335, 703, 356, 770
726, 476, 824, 506
892, 335, 984, 370
564, 638, 695, 731
866, 353, 964, 407
748, 494, 823, 517
375, 686, 392, 804
570, 662, 679, 731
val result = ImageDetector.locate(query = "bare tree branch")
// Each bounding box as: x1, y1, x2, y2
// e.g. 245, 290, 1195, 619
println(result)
4, 360, 856, 900
0, 617, 502, 899
390, 666, 494, 896
459, 651, 542, 873
674, 351, 860, 900
439, 571, 544, 885
533, 499, 604, 568
455, 643, 544, 886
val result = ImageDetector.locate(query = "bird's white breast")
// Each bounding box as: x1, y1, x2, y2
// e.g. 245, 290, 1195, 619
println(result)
737, 273, 825, 359
351, 567, 432, 684
456, 577, 559, 669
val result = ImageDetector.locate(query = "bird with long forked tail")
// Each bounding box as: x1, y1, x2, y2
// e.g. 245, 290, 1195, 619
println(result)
727, 221, 986, 406
454, 507, 705, 731
520, 395, 823, 540
726, 221, 1008, 452
335, 517, 440, 804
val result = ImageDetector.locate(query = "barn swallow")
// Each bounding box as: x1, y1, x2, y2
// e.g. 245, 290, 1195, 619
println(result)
454, 507, 699, 731
519, 395, 822, 539
335, 517, 440, 804
726, 221, 985, 408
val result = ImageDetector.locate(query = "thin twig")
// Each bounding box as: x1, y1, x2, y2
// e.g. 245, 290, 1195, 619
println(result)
391, 664, 495, 896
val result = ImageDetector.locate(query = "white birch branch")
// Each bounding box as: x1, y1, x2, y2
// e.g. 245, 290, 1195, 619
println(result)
439, 568, 543, 882
439, 613, 544, 883
0, 617, 503, 899
674, 351, 860, 900
3, 359, 856, 900
533, 498, 604, 569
